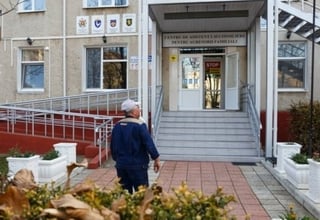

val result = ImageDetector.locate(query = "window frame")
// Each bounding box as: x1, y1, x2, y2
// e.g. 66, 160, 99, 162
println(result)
18, 48, 45, 93
17, 0, 46, 13
84, 46, 128, 91
83, 0, 128, 8
277, 41, 307, 92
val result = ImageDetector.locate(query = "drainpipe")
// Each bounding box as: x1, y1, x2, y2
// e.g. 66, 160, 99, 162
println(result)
151, 21, 157, 122
273, 0, 279, 155
46, 42, 51, 97
142, 0, 149, 126
138, 0, 142, 104
309, 0, 316, 156
63, 0, 67, 97
0, 10, 3, 40
266, 0, 275, 158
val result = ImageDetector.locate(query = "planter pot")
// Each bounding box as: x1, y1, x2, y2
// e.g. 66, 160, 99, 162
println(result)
274, 142, 301, 174
53, 142, 77, 165
6, 155, 40, 182
284, 158, 309, 189
307, 159, 320, 203
38, 155, 67, 183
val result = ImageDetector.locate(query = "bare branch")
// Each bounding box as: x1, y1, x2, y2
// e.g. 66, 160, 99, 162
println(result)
0, 0, 26, 16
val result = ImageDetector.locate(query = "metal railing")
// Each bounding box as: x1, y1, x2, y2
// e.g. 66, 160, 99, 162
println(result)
0, 105, 113, 144
0, 87, 163, 166
152, 86, 163, 140
2, 89, 140, 114
0, 106, 114, 167
242, 84, 262, 157
283, 0, 320, 13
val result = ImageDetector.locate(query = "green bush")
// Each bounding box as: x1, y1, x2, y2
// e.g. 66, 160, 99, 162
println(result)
41, 149, 60, 160
289, 101, 320, 155
7, 146, 35, 158
290, 153, 308, 164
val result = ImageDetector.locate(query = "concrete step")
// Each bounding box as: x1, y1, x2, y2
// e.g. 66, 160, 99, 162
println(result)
156, 110, 259, 162
158, 127, 252, 135
159, 154, 263, 163
161, 110, 247, 117
157, 134, 255, 142
159, 122, 251, 129
157, 140, 256, 148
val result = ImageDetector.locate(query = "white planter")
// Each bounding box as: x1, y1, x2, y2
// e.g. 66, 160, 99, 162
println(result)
274, 142, 301, 174
38, 155, 67, 183
53, 142, 77, 165
307, 159, 320, 203
6, 155, 40, 182
284, 158, 309, 189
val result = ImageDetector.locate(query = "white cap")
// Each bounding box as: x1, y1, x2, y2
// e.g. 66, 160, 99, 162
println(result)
121, 99, 139, 112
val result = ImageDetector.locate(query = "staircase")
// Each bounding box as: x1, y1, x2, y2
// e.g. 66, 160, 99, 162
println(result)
278, 1, 320, 44
156, 111, 262, 163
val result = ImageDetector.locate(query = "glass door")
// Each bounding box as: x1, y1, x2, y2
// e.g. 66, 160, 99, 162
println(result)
225, 52, 239, 110
179, 54, 202, 110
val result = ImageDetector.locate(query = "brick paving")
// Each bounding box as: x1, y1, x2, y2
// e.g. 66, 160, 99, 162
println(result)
70, 160, 315, 220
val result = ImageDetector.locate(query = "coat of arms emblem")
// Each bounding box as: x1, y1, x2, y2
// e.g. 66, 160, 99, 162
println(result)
94, 19, 102, 28
110, 19, 117, 27
126, 18, 132, 26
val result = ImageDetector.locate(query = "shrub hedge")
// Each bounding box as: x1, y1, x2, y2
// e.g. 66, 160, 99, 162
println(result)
289, 101, 320, 155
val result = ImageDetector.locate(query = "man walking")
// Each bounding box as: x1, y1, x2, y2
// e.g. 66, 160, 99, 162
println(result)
110, 99, 160, 193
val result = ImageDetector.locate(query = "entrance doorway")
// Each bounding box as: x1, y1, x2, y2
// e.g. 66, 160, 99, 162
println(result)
179, 51, 239, 110
204, 56, 224, 109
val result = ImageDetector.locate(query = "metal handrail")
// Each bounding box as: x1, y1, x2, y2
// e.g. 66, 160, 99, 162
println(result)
2, 89, 140, 114
0, 106, 114, 166
152, 86, 163, 140
283, 0, 320, 12
0, 87, 163, 166
243, 84, 261, 157
0, 105, 113, 143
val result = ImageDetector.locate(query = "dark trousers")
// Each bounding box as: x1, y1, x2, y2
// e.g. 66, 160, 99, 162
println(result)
116, 167, 149, 194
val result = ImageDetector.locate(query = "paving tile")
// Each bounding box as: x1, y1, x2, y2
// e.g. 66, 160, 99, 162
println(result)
69, 160, 317, 219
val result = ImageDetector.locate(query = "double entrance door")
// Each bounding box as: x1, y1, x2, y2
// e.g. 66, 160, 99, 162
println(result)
179, 53, 239, 110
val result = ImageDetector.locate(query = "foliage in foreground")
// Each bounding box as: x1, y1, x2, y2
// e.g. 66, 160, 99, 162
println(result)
0, 166, 237, 220
279, 205, 315, 220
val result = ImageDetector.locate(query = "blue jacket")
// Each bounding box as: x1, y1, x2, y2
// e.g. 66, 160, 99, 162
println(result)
110, 117, 159, 169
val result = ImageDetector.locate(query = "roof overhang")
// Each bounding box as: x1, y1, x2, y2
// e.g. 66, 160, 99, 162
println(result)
149, 0, 267, 33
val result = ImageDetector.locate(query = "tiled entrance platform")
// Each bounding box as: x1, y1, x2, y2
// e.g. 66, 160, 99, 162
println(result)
70, 160, 316, 220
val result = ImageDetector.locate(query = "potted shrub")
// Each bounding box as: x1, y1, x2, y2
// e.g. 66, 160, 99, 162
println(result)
6, 147, 40, 182
284, 153, 309, 189
38, 149, 67, 184
307, 152, 320, 203
53, 142, 77, 165
275, 142, 302, 174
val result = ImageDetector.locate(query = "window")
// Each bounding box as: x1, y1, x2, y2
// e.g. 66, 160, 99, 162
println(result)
278, 42, 306, 90
86, 47, 127, 90
83, 0, 128, 8
20, 49, 44, 91
18, 0, 46, 12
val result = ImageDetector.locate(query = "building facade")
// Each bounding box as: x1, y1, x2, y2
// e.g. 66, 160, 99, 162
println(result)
0, 0, 142, 102
0, 0, 320, 158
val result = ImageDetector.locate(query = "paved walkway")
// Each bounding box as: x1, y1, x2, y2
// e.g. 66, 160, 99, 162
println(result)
70, 160, 316, 220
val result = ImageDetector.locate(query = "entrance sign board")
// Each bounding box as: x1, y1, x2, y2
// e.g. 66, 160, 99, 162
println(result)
163, 32, 247, 47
